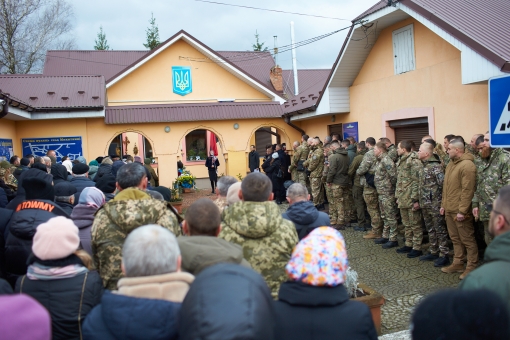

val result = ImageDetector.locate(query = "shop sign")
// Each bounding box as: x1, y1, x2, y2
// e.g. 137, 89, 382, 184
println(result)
342, 122, 359, 142
21, 136, 83, 162
172, 66, 192, 96
0, 138, 14, 161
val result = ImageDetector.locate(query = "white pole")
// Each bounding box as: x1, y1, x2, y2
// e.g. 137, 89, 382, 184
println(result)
290, 21, 299, 96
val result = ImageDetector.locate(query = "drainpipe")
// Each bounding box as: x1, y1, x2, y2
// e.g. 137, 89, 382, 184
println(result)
284, 115, 305, 135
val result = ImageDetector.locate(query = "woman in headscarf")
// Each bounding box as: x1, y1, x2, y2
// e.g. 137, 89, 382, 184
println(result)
62, 158, 73, 175
51, 163, 69, 185
70, 187, 106, 255
274, 227, 377, 340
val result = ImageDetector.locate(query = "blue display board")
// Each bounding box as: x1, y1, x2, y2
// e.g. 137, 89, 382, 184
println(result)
22, 136, 82, 162
342, 122, 359, 142
488, 74, 510, 147
0, 138, 14, 162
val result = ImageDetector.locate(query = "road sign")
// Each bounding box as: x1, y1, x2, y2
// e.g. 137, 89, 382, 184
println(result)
489, 74, 510, 147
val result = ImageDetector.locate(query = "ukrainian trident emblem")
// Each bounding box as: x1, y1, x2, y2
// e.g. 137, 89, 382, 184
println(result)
172, 66, 192, 96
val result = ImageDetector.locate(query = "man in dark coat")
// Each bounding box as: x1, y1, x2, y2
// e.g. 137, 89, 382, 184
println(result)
3, 176, 68, 286
282, 183, 330, 239
54, 182, 78, 215
70, 163, 95, 204
13, 158, 30, 181
248, 145, 260, 172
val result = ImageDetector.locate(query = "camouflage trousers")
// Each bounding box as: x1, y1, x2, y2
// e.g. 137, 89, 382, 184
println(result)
422, 208, 449, 256
294, 170, 307, 188
310, 177, 324, 205
325, 183, 336, 223
482, 220, 493, 246
378, 193, 398, 241
401, 208, 423, 250
344, 186, 356, 222
363, 187, 383, 234
331, 184, 350, 225
352, 185, 367, 225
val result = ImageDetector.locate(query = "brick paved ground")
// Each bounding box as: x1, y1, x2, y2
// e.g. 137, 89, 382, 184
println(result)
181, 191, 459, 335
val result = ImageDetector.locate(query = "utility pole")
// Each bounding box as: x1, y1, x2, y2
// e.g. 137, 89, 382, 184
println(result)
290, 21, 299, 96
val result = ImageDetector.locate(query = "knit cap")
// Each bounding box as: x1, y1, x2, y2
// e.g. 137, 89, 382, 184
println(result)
286, 227, 348, 286
23, 176, 54, 201
32, 216, 80, 261
134, 156, 142, 163
0, 295, 51, 340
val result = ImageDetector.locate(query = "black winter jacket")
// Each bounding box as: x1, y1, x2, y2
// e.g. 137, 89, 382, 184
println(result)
179, 263, 275, 340
282, 201, 330, 239
93, 164, 112, 183
16, 263, 103, 340
274, 281, 377, 340
0, 207, 13, 279
249, 151, 260, 172
3, 200, 69, 286
70, 177, 95, 204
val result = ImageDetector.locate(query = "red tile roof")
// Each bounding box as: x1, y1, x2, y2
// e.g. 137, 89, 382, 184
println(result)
105, 101, 283, 124
0, 75, 105, 110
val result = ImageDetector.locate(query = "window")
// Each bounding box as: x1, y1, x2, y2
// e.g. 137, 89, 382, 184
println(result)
392, 24, 415, 75
185, 129, 207, 161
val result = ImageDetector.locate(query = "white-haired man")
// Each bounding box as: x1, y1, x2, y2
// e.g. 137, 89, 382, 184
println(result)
84, 225, 194, 339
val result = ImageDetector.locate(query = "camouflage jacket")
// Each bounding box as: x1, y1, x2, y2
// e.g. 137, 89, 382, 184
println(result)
289, 142, 310, 172
322, 147, 333, 182
303, 146, 324, 178
348, 148, 368, 187
356, 148, 378, 188
375, 152, 397, 195
91, 187, 181, 290
214, 197, 227, 213
388, 144, 399, 163
418, 155, 444, 209
219, 201, 298, 299
395, 152, 421, 208
0, 167, 17, 189
472, 148, 510, 221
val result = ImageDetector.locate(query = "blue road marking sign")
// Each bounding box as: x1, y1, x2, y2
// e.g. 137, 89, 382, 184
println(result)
489, 74, 510, 147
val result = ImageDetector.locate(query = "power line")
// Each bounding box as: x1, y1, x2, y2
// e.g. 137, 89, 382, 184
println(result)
194, 0, 350, 21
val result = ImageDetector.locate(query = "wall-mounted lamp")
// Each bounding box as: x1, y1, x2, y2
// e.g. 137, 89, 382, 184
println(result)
331, 115, 336, 122
233, 123, 239, 130
164, 126, 170, 133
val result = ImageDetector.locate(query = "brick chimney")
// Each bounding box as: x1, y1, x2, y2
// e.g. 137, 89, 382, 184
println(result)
269, 66, 283, 92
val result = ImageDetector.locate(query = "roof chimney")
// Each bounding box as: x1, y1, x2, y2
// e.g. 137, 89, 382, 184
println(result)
270, 66, 283, 92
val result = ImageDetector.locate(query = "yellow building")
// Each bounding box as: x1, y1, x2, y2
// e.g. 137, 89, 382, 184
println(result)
0, 31, 328, 187
289, 0, 510, 147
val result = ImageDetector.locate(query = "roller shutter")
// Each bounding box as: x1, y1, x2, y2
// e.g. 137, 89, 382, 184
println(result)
255, 128, 273, 155
394, 124, 429, 151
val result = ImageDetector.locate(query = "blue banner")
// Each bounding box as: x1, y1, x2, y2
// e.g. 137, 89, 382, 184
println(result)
342, 122, 359, 142
0, 138, 14, 162
22, 136, 83, 162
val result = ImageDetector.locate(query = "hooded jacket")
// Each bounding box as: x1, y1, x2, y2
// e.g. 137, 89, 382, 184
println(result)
219, 201, 298, 298
51, 164, 69, 185
177, 236, 251, 275
3, 200, 69, 286
71, 204, 99, 255
459, 231, 510, 316
348, 148, 368, 187
91, 188, 181, 290
346, 144, 356, 164
83, 290, 182, 340
441, 153, 476, 214
93, 163, 112, 183
274, 281, 377, 340
179, 264, 276, 340
327, 148, 350, 186
69, 176, 95, 204
282, 200, 330, 240
13, 165, 29, 181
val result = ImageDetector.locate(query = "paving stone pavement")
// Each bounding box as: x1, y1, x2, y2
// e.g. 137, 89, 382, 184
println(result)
183, 192, 460, 335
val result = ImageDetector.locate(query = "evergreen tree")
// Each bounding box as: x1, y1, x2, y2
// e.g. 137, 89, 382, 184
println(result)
252, 30, 268, 52
143, 13, 161, 50
94, 26, 110, 50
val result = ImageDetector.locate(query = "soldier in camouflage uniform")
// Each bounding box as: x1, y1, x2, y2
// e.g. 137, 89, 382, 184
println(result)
341, 139, 356, 223
219, 173, 298, 299
289, 135, 310, 187
416, 141, 450, 267
322, 143, 336, 223
326, 141, 351, 229
0, 161, 17, 190
472, 133, 510, 246
380, 137, 398, 163
357, 138, 384, 238
373, 142, 399, 248
395, 140, 423, 257
91, 163, 180, 290
349, 142, 369, 230
303, 138, 324, 207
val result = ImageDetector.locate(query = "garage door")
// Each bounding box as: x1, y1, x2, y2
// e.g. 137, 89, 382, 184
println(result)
394, 124, 429, 151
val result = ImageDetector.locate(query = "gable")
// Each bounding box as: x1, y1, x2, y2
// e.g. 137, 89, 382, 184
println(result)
107, 39, 272, 106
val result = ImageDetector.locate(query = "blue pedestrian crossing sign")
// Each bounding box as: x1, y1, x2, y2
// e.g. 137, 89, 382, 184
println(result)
489, 74, 510, 147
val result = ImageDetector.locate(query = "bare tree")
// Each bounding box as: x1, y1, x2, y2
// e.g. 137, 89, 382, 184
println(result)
0, 0, 74, 74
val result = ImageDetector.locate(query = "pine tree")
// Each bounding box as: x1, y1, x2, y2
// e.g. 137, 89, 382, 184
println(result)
252, 30, 268, 52
143, 13, 161, 50
94, 26, 110, 50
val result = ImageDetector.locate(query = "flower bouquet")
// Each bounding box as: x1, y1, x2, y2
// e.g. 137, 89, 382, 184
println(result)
176, 171, 196, 190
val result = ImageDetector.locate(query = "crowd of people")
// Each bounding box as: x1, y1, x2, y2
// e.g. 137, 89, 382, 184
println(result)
0, 130, 508, 339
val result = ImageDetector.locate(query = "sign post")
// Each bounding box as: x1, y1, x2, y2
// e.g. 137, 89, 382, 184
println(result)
489, 74, 510, 148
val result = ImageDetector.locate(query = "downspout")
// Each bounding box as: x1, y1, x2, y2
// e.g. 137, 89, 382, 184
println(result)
284, 114, 305, 135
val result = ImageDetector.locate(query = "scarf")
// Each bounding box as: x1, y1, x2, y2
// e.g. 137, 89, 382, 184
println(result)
27, 262, 88, 281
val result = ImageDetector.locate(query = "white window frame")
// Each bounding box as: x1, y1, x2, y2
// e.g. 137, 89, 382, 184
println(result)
392, 24, 416, 75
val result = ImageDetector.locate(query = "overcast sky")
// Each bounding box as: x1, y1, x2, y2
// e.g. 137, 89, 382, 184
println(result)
71, 0, 377, 70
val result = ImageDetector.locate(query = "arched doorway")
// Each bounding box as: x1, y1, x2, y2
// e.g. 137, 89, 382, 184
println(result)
108, 132, 154, 161
179, 129, 225, 189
